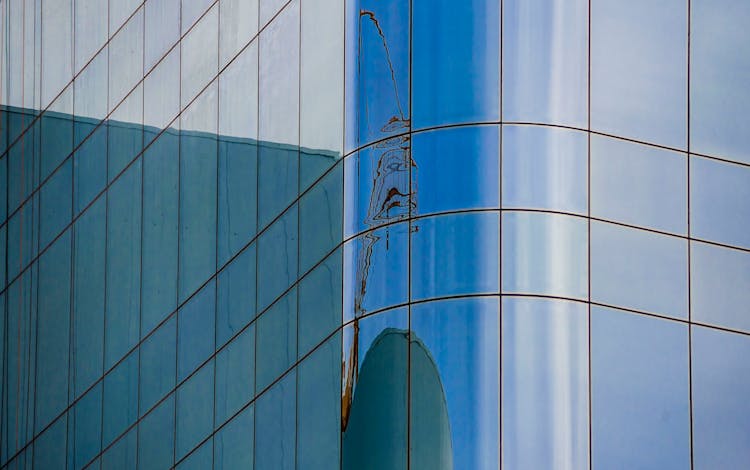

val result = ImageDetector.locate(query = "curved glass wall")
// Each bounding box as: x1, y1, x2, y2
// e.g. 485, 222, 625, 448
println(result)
1, 0, 749, 468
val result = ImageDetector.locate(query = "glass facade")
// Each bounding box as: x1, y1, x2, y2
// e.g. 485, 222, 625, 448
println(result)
0, 0, 748, 468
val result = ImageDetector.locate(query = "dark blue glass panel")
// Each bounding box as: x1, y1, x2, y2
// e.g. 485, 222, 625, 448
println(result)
299, 162, 343, 273
218, 136, 257, 266
40, 112, 73, 181
102, 349, 139, 448
176, 360, 215, 461
502, 297, 589, 469
412, 126, 499, 215
411, 297, 499, 470
35, 230, 71, 433
298, 333, 341, 469
502, 125, 588, 215
73, 123, 107, 215
344, 137, 411, 238
502, 211, 588, 299
690, 156, 750, 249
69, 383, 102, 469
256, 288, 297, 392
138, 394, 175, 470
691, 242, 750, 333
591, 307, 691, 469
691, 0, 750, 164
179, 130, 217, 303
214, 405, 254, 470
345, 0, 410, 151
7, 114, 38, 215
411, 212, 499, 301
177, 280, 216, 381
299, 248, 342, 357
257, 205, 298, 311
692, 326, 750, 469
176, 437, 212, 470
33, 415, 67, 470
215, 325, 254, 426
72, 197, 105, 397
412, 0, 499, 128
105, 159, 142, 368
99, 425, 137, 470
140, 317, 176, 415
39, 159, 72, 249
591, 221, 687, 318
342, 308, 408, 470
343, 222, 408, 322
216, 244, 256, 348
7, 196, 38, 282
503, 0, 587, 127
142, 130, 179, 334
255, 371, 296, 470
258, 144, 298, 230
108, 120, 143, 183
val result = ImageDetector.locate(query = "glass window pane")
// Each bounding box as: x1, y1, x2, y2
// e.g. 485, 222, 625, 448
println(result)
502, 297, 589, 470
138, 394, 175, 469
343, 222, 409, 322
502, 211, 587, 299
257, 206, 298, 311
75, 0, 107, 72
39, 159, 72, 249
345, 0, 410, 151
692, 326, 750, 469
299, 162, 343, 273
74, 48, 107, 139
217, 245, 257, 348
256, 288, 297, 392
35, 231, 72, 433
342, 308, 408, 470
260, 0, 286, 26
413, 0, 499, 128
109, 7, 143, 112
142, 130, 179, 333
690, 156, 750, 249
503, 0, 587, 127
215, 325, 255, 425
108, 86, 143, 182
181, 4, 218, 107
592, 136, 687, 234
592, 306, 691, 469
591, 0, 686, 148
219, 0, 258, 69
300, 0, 343, 167
72, 197, 106, 397
176, 360, 215, 461
591, 221, 687, 318
109, 0, 140, 34
102, 349, 139, 447
299, 248, 342, 357
297, 333, 341, 469
344, 137, 412, 238
7, 195, 38, 282
42, 0, 72, 108
33, 415, 68, 470
42, 107, 74, 183
140, 317, 176, 414
105, 159, 142, 368
177, 280, 216, 382
214, 405, 254, 470
100, 426, 137, 469
176, 437, 212, 470
144, 47, 180, 142
145, 0, 180, 72
254, 370, 296, 470
412, 212, 499, 301
179, 85, 218, 302
69, 383, 102, 469
411, 297, 499, 470
182, 0, 213, 34
73, 124, 107, 216
412, 126, 499, 216
691, 241, 750, 333
502, 125, 587, 215
691, 0, 750, 164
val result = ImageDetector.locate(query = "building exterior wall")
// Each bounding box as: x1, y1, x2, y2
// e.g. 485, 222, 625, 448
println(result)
1, 0, 749, 469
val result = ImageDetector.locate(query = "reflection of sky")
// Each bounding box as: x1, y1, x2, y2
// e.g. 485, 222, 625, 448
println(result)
411, 298, 499, 470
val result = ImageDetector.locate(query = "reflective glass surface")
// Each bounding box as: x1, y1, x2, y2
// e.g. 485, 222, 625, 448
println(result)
503, 297, 589, 470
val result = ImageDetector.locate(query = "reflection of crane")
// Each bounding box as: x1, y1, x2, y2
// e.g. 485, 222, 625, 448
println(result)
342, 8, 416, 431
